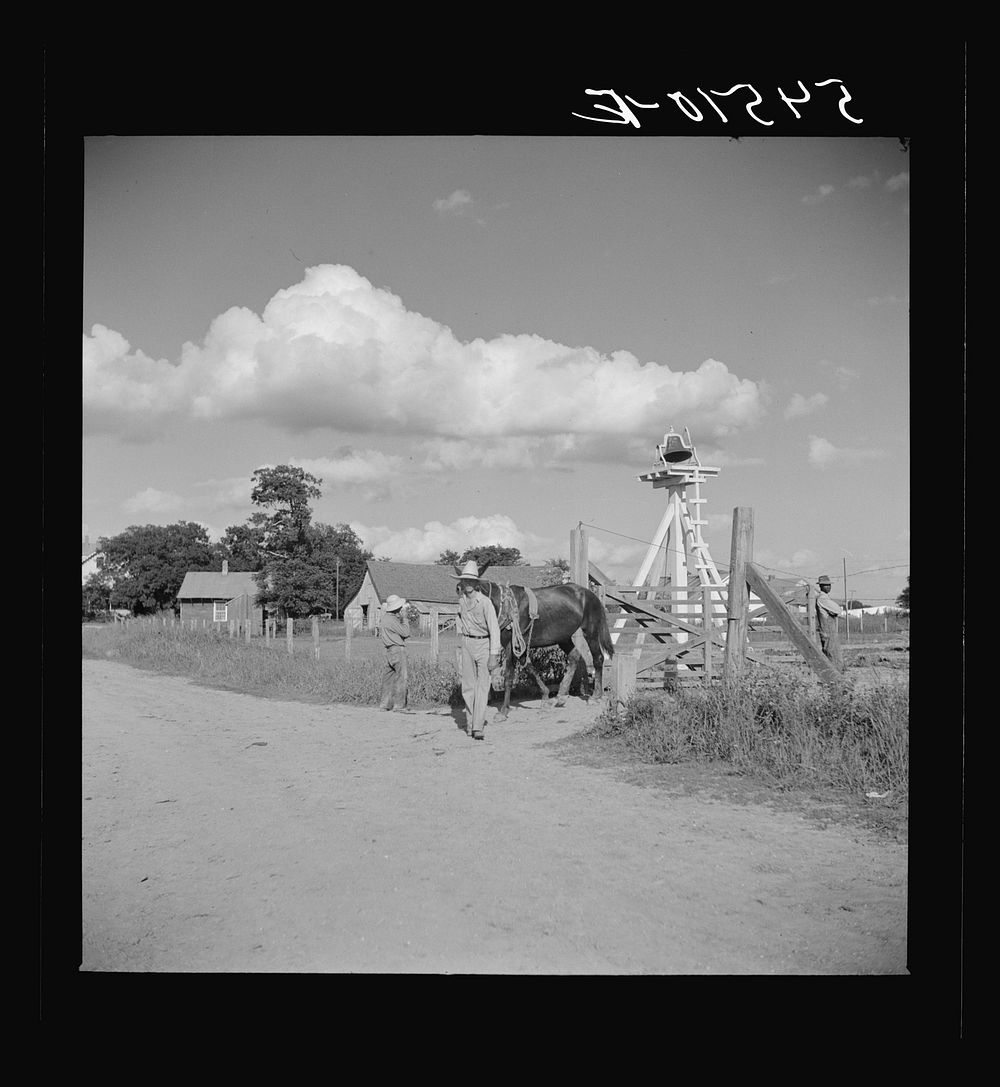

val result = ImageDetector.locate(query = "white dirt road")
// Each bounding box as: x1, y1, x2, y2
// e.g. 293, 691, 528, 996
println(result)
81, 660, 907, 974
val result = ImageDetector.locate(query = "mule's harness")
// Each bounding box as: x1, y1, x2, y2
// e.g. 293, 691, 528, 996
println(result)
487, 581, 539, 661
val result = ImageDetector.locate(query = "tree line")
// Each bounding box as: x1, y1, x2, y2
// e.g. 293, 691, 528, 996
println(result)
83, 466, 373, 620
83, 465, 570, 620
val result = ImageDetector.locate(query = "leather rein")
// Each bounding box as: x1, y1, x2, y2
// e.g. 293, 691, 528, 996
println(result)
481, 580, 535, 661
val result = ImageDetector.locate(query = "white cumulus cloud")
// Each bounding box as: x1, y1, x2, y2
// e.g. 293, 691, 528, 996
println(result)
433, 189, 475, 215
802, 184, 835, 205
292, 449, 406, 486
122, 487, 186, 515
753, 547, 820, 572
349, 513, 549, 564
84, 264, 765, 447
83, 325, 189, 439
808, 435, 887, 468
784, 392, 829, 419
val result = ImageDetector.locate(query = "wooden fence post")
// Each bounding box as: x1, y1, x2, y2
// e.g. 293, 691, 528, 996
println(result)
746, 564, 845, 686
312, 615, 320, 659
807, 580, 817, 644
430, 608, 439, 661
611, 654, 637, 709
723, 506, 754, 683
702, 586, 713, 684
228, 619, 235, 638
245, 616, 251, 643
569, 526, 589, 586
287, 617, 294, 655
345, 615, 352, 662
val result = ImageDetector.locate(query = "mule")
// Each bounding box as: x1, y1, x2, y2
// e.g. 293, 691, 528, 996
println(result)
472, 578, 615, 721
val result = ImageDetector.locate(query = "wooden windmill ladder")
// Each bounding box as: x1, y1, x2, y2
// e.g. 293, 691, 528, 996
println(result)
607, 429, 727, 681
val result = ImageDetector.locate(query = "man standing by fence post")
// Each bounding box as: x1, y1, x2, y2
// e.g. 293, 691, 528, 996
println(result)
378, 595, 410, 712
815, 575, 845, 673
451, 561, 501, 740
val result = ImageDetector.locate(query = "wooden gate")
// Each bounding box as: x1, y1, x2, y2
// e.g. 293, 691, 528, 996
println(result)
570, 511, 846, 706
591, 570, 728, 692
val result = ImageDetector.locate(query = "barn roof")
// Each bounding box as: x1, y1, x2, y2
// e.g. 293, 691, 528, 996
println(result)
176, 570, 261, 600
364, 560, 560, 605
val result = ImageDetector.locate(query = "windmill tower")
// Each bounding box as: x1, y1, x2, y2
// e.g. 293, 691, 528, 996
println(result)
611, 427, 727, 648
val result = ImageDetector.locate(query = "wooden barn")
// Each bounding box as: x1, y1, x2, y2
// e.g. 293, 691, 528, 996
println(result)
176, 561, 264, 633
344, 560, 560, 633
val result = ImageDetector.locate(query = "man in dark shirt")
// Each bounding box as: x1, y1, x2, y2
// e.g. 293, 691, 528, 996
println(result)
378, 595, 410, 711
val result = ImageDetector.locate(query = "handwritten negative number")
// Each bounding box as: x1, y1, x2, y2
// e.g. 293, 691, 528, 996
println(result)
573, 80, 862, 128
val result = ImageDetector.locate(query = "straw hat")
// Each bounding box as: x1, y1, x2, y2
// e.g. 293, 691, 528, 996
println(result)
384, 594, 406, 612
449, 560, 482, 580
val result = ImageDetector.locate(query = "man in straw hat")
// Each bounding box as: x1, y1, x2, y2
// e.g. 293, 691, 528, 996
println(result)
378, 594, 411, 711
815, 575, 845, 672
450, 560, 501, 740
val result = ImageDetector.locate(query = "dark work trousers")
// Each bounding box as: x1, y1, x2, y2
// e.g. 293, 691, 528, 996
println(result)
379, 644, 408, 710
819, 629, 845, 672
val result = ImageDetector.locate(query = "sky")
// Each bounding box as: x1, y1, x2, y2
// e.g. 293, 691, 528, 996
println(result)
82, 135, 910, 607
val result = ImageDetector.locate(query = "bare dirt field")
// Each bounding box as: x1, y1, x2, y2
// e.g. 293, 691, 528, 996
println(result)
81, 658, 907, 974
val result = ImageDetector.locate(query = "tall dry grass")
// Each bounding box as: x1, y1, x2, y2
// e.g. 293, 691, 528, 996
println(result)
590, 670, 908, 797
81, 624, 574, 707
82, 623, 461, 707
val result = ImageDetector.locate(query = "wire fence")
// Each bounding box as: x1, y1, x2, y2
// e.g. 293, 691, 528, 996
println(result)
578, 520, 909, 604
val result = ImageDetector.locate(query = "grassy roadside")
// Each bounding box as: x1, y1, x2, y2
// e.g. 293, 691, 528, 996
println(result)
81, 622, 574, 708
576, 669, 908, 840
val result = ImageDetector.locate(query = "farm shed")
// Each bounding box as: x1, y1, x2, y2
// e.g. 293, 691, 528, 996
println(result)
176, 561, 263, 633
344, 560, 560, 633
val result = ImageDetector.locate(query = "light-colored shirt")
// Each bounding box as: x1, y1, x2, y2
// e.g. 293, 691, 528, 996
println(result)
458, 590, 501, 656
816, 590, 842, 633
379, 610, 410, 648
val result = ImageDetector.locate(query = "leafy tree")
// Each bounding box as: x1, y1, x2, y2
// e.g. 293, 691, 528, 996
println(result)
82, 569, 114, 619
215, 522, 267, 571
260, 522, 372, 618
97, 522, 216, 614
896, 576, 910, 615
543, 556, 570, 578
436, 549, 462, 566
459, 544, 525, 570
247, 464, 374, 618
305, 522, 373, 618
250, 465, 322, 554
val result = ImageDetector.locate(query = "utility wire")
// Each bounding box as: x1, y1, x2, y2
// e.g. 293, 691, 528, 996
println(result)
578, 521, 909, 585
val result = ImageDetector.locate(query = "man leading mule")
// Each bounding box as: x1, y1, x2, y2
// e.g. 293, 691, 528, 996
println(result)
450, 560, 502, 740
476, 578, 615, 722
